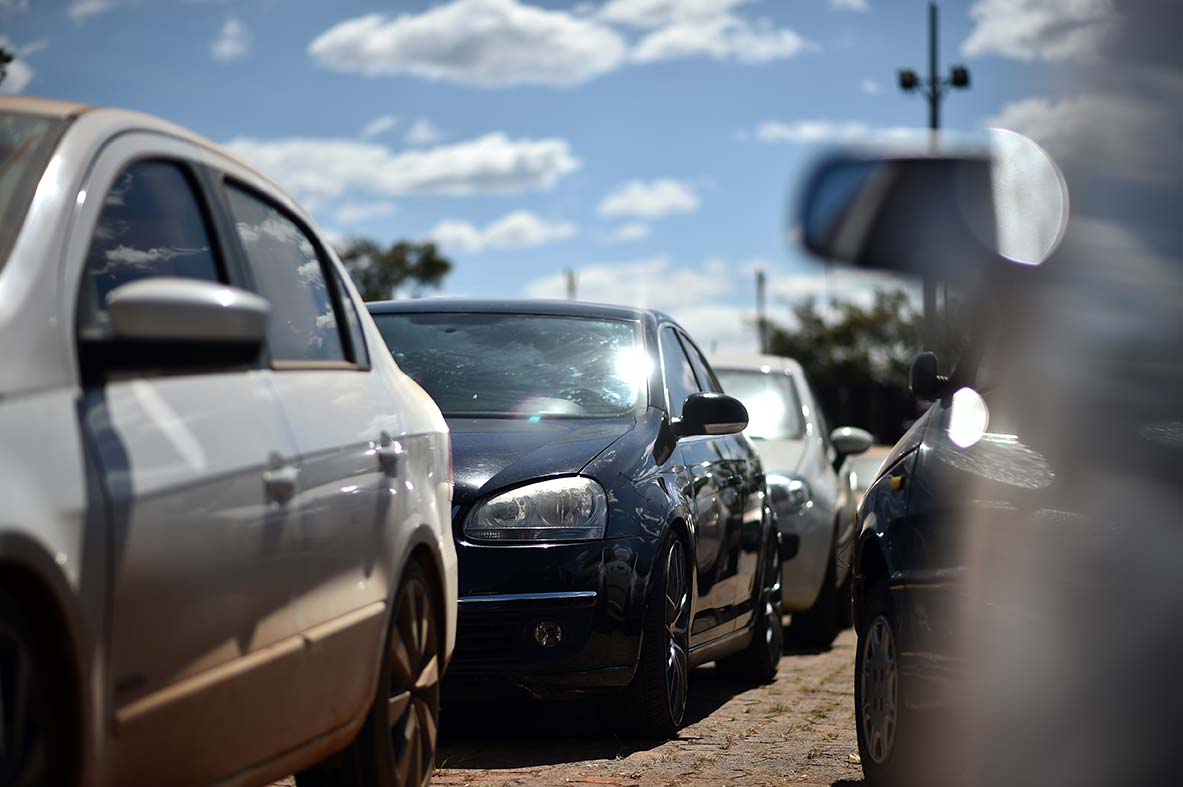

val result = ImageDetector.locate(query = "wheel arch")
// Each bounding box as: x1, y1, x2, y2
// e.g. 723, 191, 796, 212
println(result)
852, 531, 891, 632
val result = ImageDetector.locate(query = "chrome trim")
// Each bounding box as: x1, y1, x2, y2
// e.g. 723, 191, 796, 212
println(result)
458, 591, 597, 605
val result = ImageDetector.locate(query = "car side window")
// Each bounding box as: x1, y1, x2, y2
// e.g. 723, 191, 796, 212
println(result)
224, 184, 347, 364
660, 326, 700, 418
83, 160, 222, 313
678, 332, 722, 393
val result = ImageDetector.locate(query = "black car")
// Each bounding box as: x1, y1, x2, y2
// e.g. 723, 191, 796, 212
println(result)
368, 299, 785, 737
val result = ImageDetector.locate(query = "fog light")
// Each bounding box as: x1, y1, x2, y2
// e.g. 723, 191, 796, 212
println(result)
534, 621, 562, 648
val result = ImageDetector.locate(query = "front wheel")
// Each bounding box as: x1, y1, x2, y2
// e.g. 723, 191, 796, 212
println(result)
297, 562, 442, 787
855, 579, 914, 787
615, 531, 690, 739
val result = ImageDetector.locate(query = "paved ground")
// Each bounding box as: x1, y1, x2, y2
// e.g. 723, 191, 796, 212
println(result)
275, 628, 862, 787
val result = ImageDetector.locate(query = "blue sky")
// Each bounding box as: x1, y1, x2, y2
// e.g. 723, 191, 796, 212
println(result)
2, 0, 1102, 350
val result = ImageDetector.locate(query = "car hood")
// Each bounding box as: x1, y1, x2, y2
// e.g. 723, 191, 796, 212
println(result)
749, 437, 808, 476
448, 416, 636, 506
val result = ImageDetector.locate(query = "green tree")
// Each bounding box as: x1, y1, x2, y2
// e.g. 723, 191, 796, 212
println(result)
765, 288, 923, 389
337, 239, 452, 302
0, 47, 14, 88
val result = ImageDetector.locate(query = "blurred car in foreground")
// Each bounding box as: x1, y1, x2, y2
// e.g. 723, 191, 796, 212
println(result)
369, 299, 785, 738
711, 353, 871, 649
0, 97, 456, 787
799, 114, 1180, 784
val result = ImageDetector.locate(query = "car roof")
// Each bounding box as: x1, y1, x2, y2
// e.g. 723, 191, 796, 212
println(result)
367, 297, 662, 323
708, 351, 805, 375
0, 96, 91, 118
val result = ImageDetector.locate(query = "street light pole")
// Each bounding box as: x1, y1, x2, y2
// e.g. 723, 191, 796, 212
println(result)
756, 268, 768, 354
897, 2, 970, 352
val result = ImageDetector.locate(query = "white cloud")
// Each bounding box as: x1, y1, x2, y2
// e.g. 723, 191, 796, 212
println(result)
429, 210, 576, 253
225, 132, 581, 204
632, 14, 814, 64
611, 223, 652, 242
598, 0, 752, 28
830, 0, 869, 11
860, 79, 880, 95
750, 119, 920, 144
308, 0, 628, 88
67, 0, 114, 24
962, 0, 1117, 61
598, 179, 699, 220
988, 93, 1180, 184
754, 120, 868, 143
335, 201, 398, 225
405, 118, 444, 146
359, 114, 398, 139
525, 256, 731, 310
0, 36, 34, 94
211, 18, 251, 63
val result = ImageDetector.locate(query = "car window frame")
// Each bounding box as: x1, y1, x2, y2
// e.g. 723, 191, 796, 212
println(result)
658, 323, 702, 418
676, 330, 723, 394
217, 176, 367, 372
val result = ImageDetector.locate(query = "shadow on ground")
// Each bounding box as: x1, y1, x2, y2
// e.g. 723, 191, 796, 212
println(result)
437, 665, 766, 770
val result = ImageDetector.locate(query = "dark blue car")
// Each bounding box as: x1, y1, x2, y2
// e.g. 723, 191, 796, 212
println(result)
368, 299, 785, 737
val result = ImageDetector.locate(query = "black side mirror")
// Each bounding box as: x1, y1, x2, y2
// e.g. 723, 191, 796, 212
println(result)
674, 392, 748, 438
910, 352, 950, 401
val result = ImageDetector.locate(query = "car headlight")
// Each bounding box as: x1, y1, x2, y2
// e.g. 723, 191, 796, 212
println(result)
768, 473, 812, 514
465, 477, 607, 542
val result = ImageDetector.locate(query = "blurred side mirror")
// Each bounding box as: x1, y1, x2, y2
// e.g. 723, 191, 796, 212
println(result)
797, 129, 1068, 276
675, 392, 749, 438
909, 351, 950, 401
107, 278, 270, 345
831, 426, 873, 457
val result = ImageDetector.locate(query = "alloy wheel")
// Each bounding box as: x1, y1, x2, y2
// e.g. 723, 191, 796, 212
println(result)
762, 544, 784, 665
664, 539, 690, 725
387, 576, 441, 787
860, 614, 898, 765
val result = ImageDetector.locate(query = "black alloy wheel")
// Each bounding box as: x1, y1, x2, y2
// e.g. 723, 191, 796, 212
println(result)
663, 537, 690, 722
616, 530, 691, 739
297, 563, 442, 787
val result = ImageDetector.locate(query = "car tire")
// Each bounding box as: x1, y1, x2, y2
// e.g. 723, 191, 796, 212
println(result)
715, 532, 783, 684
615, 529, 691, 739
786, 546, 839, 650
855, 579, 914, 787
0, 588, 74, 787
296, 562, 442, 787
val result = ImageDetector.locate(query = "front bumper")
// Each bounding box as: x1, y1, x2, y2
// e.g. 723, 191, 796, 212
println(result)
445, 535, 657, 698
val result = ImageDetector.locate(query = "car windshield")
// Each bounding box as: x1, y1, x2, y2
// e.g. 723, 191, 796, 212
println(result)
0, 111, 67, 270
372, 312, 647, 418
715, 369, 805, 440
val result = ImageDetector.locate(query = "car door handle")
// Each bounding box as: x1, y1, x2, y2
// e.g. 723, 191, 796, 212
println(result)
377, 432, 403, 476
263, 455, 299, 502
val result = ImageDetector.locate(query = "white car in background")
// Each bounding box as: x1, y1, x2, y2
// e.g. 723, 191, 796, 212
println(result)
0, 97, 455, 787
710, 353, 871, 649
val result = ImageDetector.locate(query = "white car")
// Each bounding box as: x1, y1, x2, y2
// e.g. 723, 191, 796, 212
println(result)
0, 97, 456, 787
710, 353, 871, 649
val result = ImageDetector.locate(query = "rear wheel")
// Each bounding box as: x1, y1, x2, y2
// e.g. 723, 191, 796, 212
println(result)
616, 530, 690, 739
715, 532, 783, 683
297, 563, 442, 787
